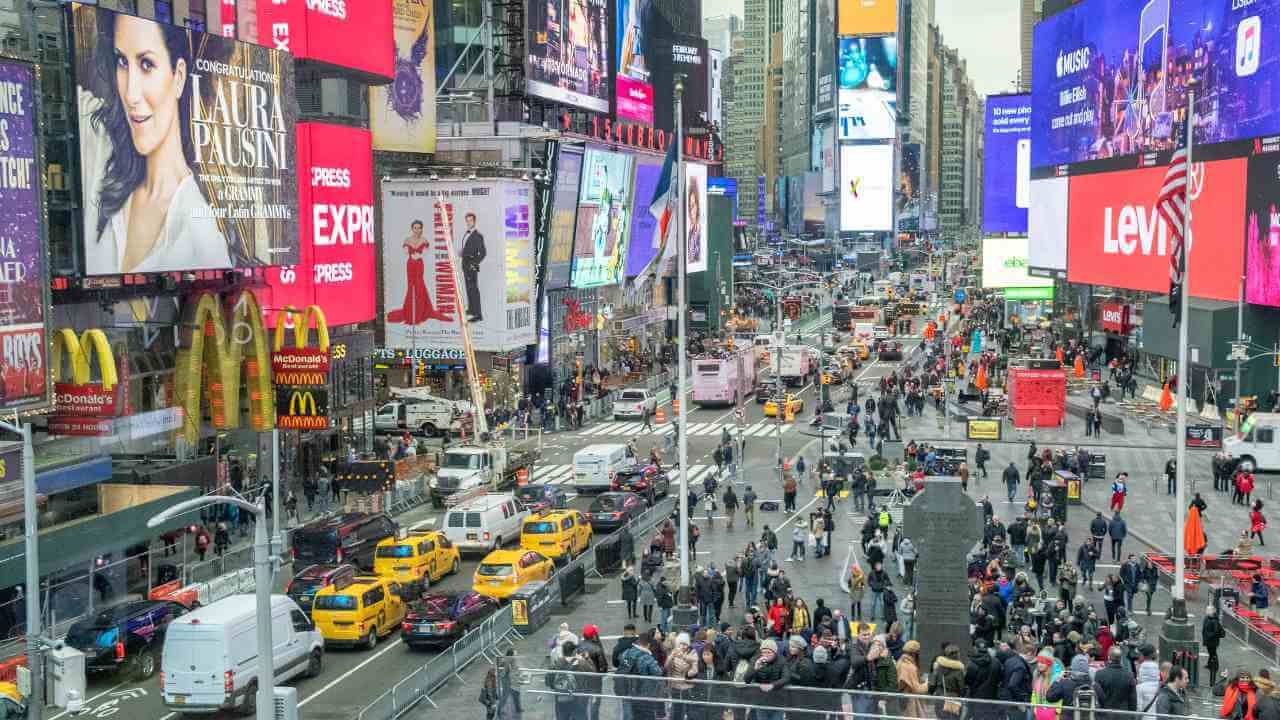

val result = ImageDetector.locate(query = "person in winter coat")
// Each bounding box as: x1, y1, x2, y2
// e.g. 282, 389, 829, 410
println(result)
743, 638, 789, 720
1217, 670, 1259, 720
688, 644, 723, 720
1047, 654, 1101, 708
867, 562, 891, 620
1132, 648, 1160, 720
783, 635, 818, 711
813, 645, 846, 717
725, 559, 740, 609
665, 633, 700, 720
1109, 514, 1128, 562
899, 537, 918, 585
578, 625, 609, 720
1252, 500, 1268, 546
1004, 462, 1021, 503
1030, 651, 1064, 720
722, 485, 739, 529
637, 571, 657, 623
1154, 666, 1191, 717
1252, 674, 1280, 720
931, 642, 968, 720
621, 563, 639, 619
1204, 606, 1226, 678
848, 564, 867, 619
965, 641, 1003, 720
617, 633, 665, 720
1094, 646, 1137, 717
999, 641, 1036, 709
896, 640, 931, 720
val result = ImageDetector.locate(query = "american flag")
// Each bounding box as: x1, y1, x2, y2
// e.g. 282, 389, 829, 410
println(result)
1158, 143, 1190, 328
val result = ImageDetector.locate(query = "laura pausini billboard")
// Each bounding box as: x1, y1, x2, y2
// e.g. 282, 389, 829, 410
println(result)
73, 3, 299, 275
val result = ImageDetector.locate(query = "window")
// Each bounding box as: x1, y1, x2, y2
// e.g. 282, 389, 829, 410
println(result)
155, 0, 173, 24
291, 610, 313, 632
447, 513, 464, 528
560, 518, 572, 531
1259, 429, 1275, 444
364, 587, 385, 606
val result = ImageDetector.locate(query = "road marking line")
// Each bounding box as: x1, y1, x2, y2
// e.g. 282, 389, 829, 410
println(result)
298, 636, 405, 707
49, 681, 130, 720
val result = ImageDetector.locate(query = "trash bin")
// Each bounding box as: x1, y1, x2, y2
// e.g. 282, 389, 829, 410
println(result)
1088, 453, 1107, 480
510, 581, 552, 636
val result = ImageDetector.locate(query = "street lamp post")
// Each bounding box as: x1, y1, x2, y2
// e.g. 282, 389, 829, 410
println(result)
148, 496, 274, 720
0, 420, 42, 720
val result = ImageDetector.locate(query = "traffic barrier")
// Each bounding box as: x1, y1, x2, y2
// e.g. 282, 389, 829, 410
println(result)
593, 530, 627, 575
558, 562, 586, 604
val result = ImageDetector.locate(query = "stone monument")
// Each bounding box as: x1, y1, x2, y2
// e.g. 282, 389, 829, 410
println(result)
902, 476, 982, 669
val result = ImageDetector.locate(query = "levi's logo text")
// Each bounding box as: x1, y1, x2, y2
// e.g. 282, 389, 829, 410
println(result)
1103, 205, 1170, 256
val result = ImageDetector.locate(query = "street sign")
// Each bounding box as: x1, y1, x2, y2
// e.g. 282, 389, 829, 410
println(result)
1229, 344, 1249, 361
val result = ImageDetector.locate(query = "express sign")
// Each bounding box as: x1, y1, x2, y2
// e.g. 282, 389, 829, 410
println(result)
263, 123, 376, 327
253, 0, 394, 79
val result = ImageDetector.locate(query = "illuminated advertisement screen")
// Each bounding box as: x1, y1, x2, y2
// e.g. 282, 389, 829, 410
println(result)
73, 3, 299, 275
982, 237, 1055, 289
1032, 0, 1280, 168
838, 0, 897, 36
572, 147, 635, 287
982, 94, 1032, 233
545, 146, 583, 289
839, 143, 893, 232
838, 89, 896, 140
624, 154, 664, 277
615, 0, 655, 124
838, 36, 896, 91
525, 0, 609, 113
814, 0, 836, 115
650, 34, 709, 132
252, 0, 394, 78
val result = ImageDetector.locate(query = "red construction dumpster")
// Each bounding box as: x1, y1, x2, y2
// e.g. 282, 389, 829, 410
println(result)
1007, 366, 1066, 428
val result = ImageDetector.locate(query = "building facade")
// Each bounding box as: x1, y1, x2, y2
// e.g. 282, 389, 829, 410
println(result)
725, 0, 768, 234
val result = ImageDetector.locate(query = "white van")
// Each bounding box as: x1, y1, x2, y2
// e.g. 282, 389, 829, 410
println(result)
161, 594, 322, 715
1225, 413, 1280, 470
573, 444, 631, 493
443, 494, 529, 554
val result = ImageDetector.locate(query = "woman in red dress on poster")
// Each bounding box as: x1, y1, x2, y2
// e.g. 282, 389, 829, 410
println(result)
387, 219, 451, 324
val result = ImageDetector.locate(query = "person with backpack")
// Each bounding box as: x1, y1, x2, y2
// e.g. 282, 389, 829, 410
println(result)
656, 576, 675, 633
616, 632, 664, 720
866, 561, 890, 621
723, 485, 739, 529
783, 474, 798, 513
742, 486, 757, 528
965, 641, 1003, 720
578, 625, 609, 720
549, 640, 587, 720
999, 641, 1036, 718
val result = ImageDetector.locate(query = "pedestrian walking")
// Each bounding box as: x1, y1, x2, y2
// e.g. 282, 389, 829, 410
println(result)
637, 571, 656, 623
1110, 473, 1129, 512
1004, 461, 1020, 503
1109, 512, 1128, 562
743, 485, 757, 528
641, 404, 653, 431
722, 485, 738, 529
1251, 500, 1268, 546
621, 562, 639, 619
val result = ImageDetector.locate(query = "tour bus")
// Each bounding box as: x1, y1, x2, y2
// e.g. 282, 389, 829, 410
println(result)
692, 349, 758, 406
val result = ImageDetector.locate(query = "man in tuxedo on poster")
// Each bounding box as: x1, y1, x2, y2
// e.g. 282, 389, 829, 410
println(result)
461, 212, 487, 322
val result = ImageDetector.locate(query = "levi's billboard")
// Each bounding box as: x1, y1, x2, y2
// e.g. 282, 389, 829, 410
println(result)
1066, 158, 1246, 302
1100, 303, 1132, 334
262, 123, 376, 327
251, 0, 394, 79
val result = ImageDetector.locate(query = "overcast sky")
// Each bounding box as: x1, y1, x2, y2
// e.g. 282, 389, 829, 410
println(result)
702, 0, 1019, 98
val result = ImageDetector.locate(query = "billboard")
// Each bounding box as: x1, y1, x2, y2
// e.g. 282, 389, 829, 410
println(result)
982, 237, 1055, 289
1031, 0, 1280, 169
821, 124, 837, 192
650, 34, 709, 132
571, 147, 635, 287
382, 180, 536, 351
685, 163, 708, 273
526, 0, 609, 113
1245, 151, 1280, 306
838, 0, 897, 36
1028, 176, 1070, 273
0, 60, 50, 413
369, 0, 438, 154
708, 177, 739, 221
624, 154, 664, 277
803, 172, 823, 233
982, 94, 1032, 233
546, 146, 583, 290
838, 36, 896, 91
839, 143, 894, 232
897, 142, 921, 229
615, 0, 655, 124
838, 90, 896, 140
74, 4, 299, 275
1066, 157, 1247, 301
261, 123, 376, 327
251, 0, 394, 78
814, 0, 837, 115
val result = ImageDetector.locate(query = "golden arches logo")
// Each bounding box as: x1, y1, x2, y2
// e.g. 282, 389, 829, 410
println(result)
272, 305, 330, 353
288, 391, 319, 417
174, 290, 275, 446
51, 328, 118, 390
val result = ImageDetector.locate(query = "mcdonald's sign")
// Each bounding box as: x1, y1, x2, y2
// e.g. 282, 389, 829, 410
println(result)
275, 387, 329, 430
272, 305, 331, 386
48, 328, 121, 436
174, 291, 275, 446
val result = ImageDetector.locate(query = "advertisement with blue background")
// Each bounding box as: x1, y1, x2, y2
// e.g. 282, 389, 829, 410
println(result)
624, 155, 664, 278
982, 94, 1032, 233
571, 147, 635, 288
1031, 0, 1280, 169
838, 36, 897, 91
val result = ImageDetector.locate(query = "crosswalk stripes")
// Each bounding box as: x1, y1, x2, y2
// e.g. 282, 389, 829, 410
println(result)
527, 464, 716, 488
571, 419, 797, 437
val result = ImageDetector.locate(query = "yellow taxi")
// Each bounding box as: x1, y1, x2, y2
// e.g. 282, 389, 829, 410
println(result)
842, 342, 870, 361
311, 575, 406, 649
473, 549, 555, 600
519, 510, 592, 562
373, 530, 461, 595
763, 393, 804, 418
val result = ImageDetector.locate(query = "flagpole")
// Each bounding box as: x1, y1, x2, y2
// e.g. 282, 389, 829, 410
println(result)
675, 74, 691, 597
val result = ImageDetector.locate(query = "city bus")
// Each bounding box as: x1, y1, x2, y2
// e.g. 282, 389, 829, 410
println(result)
692, 348, 758, 407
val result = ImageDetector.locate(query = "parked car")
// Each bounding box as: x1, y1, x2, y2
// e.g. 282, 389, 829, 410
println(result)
286, 564, 359, 616
613, 388, 657, 420
611, 466, 670, 502
473, 549, 555, 600
401, 591, 500, 650
585, 492, 646, 532
514, 484, 570, 514
312, 576, 406, 649
66, 599, 189, 679
878, 342, 903, 361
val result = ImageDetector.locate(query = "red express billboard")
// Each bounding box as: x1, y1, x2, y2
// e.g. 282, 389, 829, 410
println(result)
253, 0, 394, 78
1066, 158, 1246, 302
263, 123, 376, 327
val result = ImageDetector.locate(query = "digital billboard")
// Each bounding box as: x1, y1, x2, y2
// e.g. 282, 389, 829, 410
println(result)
685, 163, 708, 273
526, 0, 609, 114
897, 142, 921, 229
982, 94, 1032, 233
1245, 151, 1280, 306
1028, 176, 1069, 274
650, 34, 710, 132
571, 147, 635, 287
1031, 0, 1280, 169
382, 180, 535, 351
814, 0, 837, 116
251, 0, 394, 78
838, 36, 896, 91
838, 0, 897, 36
625, 154, 664, 277
1066, 157, 1246, 301
982, 237, 1055, 289
821, 124, 837, 192
708, 177, 739, 222
262, 123, 376, 328
369, 0, 438, 154
803, 172, 823, 233
838, 90, 896, 140
545, 146, 584, 289
73, 3, 299, 275
0, 59, 50, 413
616, 0, 655, 124
839, 144, 894, 232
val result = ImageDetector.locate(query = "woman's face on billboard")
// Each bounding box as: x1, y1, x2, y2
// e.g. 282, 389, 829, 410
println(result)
113, 15, 186, 158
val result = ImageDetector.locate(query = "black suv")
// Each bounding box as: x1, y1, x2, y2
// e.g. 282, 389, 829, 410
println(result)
65, 600, 188, 679
291, 512, 399, 571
